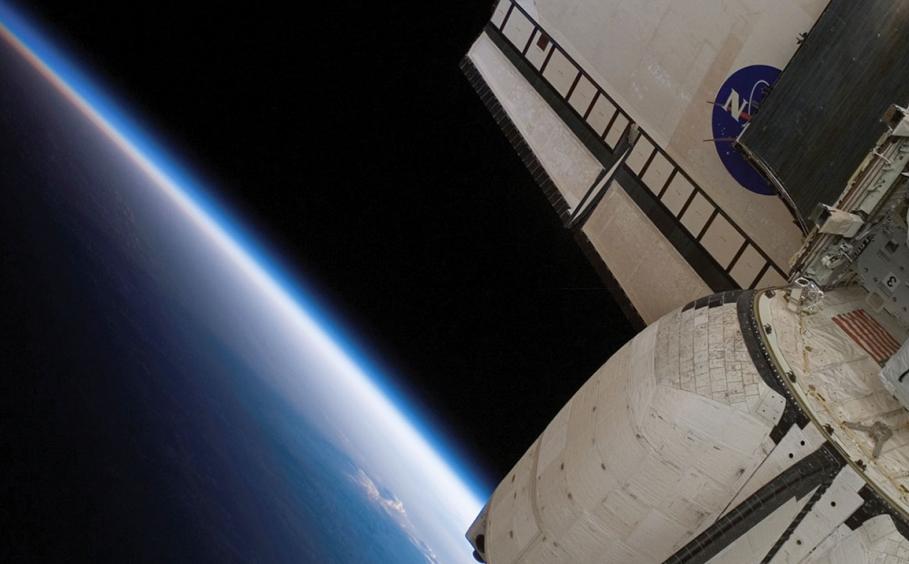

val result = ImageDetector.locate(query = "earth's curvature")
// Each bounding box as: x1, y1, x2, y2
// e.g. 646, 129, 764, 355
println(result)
0, 7, 485, 563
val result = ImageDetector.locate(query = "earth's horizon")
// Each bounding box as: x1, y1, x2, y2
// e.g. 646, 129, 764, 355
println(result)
0, 5, 487, 562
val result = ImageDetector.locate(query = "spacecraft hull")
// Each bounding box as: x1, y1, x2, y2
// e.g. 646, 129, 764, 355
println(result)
467, 291, 909, 563
463, 1, 909, 561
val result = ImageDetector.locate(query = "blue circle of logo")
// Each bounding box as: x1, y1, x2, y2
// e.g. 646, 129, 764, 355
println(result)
711, 64, 780, 195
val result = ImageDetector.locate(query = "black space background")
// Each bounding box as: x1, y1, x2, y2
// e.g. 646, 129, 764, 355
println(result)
14, 1, 633, 486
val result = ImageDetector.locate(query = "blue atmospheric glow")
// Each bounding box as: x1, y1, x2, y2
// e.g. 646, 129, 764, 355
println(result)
0, 1, 490, 499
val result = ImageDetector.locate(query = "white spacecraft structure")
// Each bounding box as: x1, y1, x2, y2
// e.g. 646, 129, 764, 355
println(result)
462, 0, 909, 562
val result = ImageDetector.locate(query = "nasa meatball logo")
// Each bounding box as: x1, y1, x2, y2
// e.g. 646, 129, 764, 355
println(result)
711, 64, 780, 195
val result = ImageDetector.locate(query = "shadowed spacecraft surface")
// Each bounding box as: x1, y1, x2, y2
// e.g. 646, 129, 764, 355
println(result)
463, 0, 909, 562
0, 4, 487, 562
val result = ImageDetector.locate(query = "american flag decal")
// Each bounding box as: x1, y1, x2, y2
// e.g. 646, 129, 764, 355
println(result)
832, 309, 901, 365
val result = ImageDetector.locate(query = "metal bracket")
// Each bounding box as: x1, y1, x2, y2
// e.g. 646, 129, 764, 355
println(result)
843, 420, 894, 458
